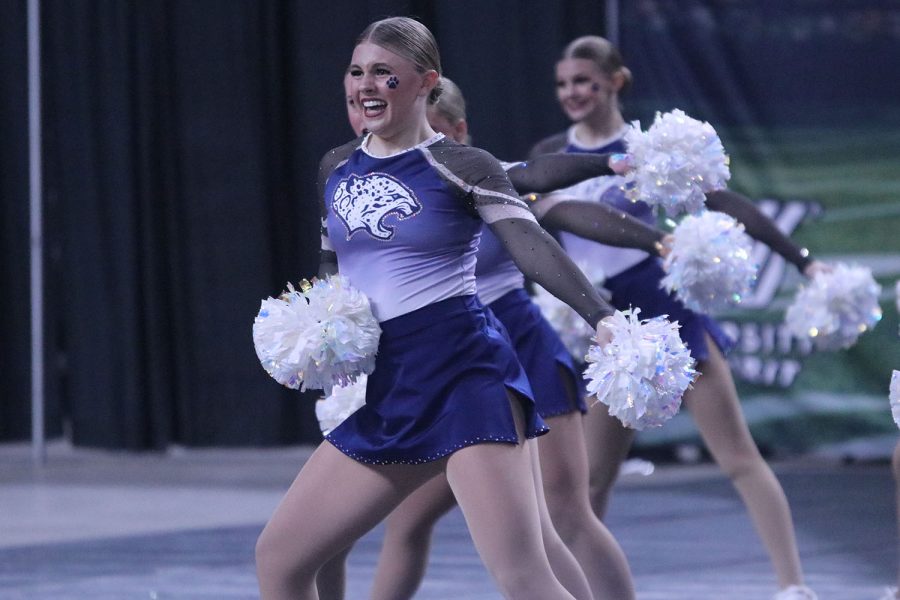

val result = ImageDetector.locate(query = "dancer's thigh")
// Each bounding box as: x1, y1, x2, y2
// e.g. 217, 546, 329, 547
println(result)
683, 337, 758, 460
539, 412, 590, 497
260, 441, 443, 566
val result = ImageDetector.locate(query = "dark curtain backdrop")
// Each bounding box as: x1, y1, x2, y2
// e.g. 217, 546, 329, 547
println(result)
1, 0, 37, 441
2, 0, 608, 448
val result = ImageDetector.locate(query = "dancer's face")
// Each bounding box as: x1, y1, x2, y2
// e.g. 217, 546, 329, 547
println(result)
555, 58, 618, 125
346, 42, 435, 139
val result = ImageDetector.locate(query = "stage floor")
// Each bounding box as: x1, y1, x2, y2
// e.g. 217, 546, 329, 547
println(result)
1, 441, 895, 599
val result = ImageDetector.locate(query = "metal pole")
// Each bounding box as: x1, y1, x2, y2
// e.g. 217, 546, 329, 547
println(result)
605, 0, 620, 47
28, 0, 46, 465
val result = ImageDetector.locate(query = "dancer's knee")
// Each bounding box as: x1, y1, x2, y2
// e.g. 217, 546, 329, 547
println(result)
587, 468, 615, 516
717, 447, 765, 483
384, 523, 433, 560
255, 526, 317, 590
545, 487, 586, 541
491, 563, 542, 599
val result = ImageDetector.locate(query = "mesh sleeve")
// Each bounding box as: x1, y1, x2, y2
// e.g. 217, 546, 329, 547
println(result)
487, 217, 616, 324
504, 153, 615, 194
533, 194, 665, 253
527, 132, 568, 159
423, 142, 536, 223
316, 139, 360, 277
706, 189, 812, 272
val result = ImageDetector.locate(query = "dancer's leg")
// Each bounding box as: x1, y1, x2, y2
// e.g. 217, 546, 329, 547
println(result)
892, 440, 900, 596
540, 409, 635, 600
445, 393, 575, 600
582, 397, 636, 519
527, 437, 594, 600
255, 442, 441, 600
369, 474, 457, 600
316, 544, 352, 600
685, 334, 804, 588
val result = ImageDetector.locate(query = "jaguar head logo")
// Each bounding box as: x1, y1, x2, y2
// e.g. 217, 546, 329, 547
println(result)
332, 173, 422, 241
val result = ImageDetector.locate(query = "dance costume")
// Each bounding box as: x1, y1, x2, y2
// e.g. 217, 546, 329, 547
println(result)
318, 134, 613, 464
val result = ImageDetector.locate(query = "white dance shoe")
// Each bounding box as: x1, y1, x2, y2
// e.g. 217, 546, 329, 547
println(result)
773, 585, 818, 600
878, 586, 899, 600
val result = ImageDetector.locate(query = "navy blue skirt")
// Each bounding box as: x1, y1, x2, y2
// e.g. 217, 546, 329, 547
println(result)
604, 257, 735, 361
490, 288, 587, 418
326, 295, 549, 464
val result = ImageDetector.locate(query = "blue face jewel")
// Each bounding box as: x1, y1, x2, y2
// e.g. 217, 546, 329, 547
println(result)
387, 76, 399, 89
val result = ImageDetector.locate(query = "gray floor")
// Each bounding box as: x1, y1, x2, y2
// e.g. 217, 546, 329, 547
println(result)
0, 440, 896, 599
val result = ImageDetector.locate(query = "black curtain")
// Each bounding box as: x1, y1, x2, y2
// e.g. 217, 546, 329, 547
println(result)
1, 0, 609, 448
1, 0, 44, 440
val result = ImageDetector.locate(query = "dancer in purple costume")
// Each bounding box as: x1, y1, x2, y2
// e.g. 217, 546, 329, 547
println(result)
255, 18, 636, 600
531, 34, 829, 600
319, 75, 671, 600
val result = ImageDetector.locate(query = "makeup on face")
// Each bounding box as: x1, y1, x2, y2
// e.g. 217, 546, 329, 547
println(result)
346, 42, 425, 135
555, 58, 614, 123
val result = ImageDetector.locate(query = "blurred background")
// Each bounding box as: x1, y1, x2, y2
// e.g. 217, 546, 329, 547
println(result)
3, 0, 899, 457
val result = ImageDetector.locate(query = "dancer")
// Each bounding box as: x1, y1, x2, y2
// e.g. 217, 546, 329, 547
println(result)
255, 18, 631, 600
318, 74, 664, 600
531, 34, 826, 600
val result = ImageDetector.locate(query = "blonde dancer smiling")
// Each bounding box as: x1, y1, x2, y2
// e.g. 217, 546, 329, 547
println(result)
255, 18, 640, 600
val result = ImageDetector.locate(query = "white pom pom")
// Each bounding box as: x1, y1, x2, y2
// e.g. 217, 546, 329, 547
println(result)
890, 370, 900, 430
584, 309, 696, 430
531, 263, 606, 360
895, 280, 900, 315
316, 375, 367, 435
785, 263, 882, 350
895, 280, 900, 336
661, 211, 758, 313
252, 275, 381, 394
624, 109, 731, 216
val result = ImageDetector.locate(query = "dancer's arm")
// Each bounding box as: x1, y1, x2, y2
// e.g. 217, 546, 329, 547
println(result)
531, 193, 665, 255
705, 189, 820, 276
489, 216, 616, 326
460, 149, 616, 328
317, 147, 350, 278
504, 153, 630, 193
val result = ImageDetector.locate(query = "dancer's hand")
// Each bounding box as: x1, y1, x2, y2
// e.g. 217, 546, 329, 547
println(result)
803, 260, 831, 279
594, 317, 615, 347
655, 234, 674, 259
608, 153, 635, 175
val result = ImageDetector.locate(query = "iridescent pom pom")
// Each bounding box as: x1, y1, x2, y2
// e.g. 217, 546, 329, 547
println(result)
785, 263, 882, 350
531, 264, 606, 360
583, 309, 696, 430
624, 109, 731, 216
253, 275, 381, 394
890, 371, 900, 429
895, 280, 900, 336
316, 375, 367, 435
661, 210, 758, 314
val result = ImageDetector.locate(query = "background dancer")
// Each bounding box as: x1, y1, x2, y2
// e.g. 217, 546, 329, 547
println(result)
530, 34, 829, 600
